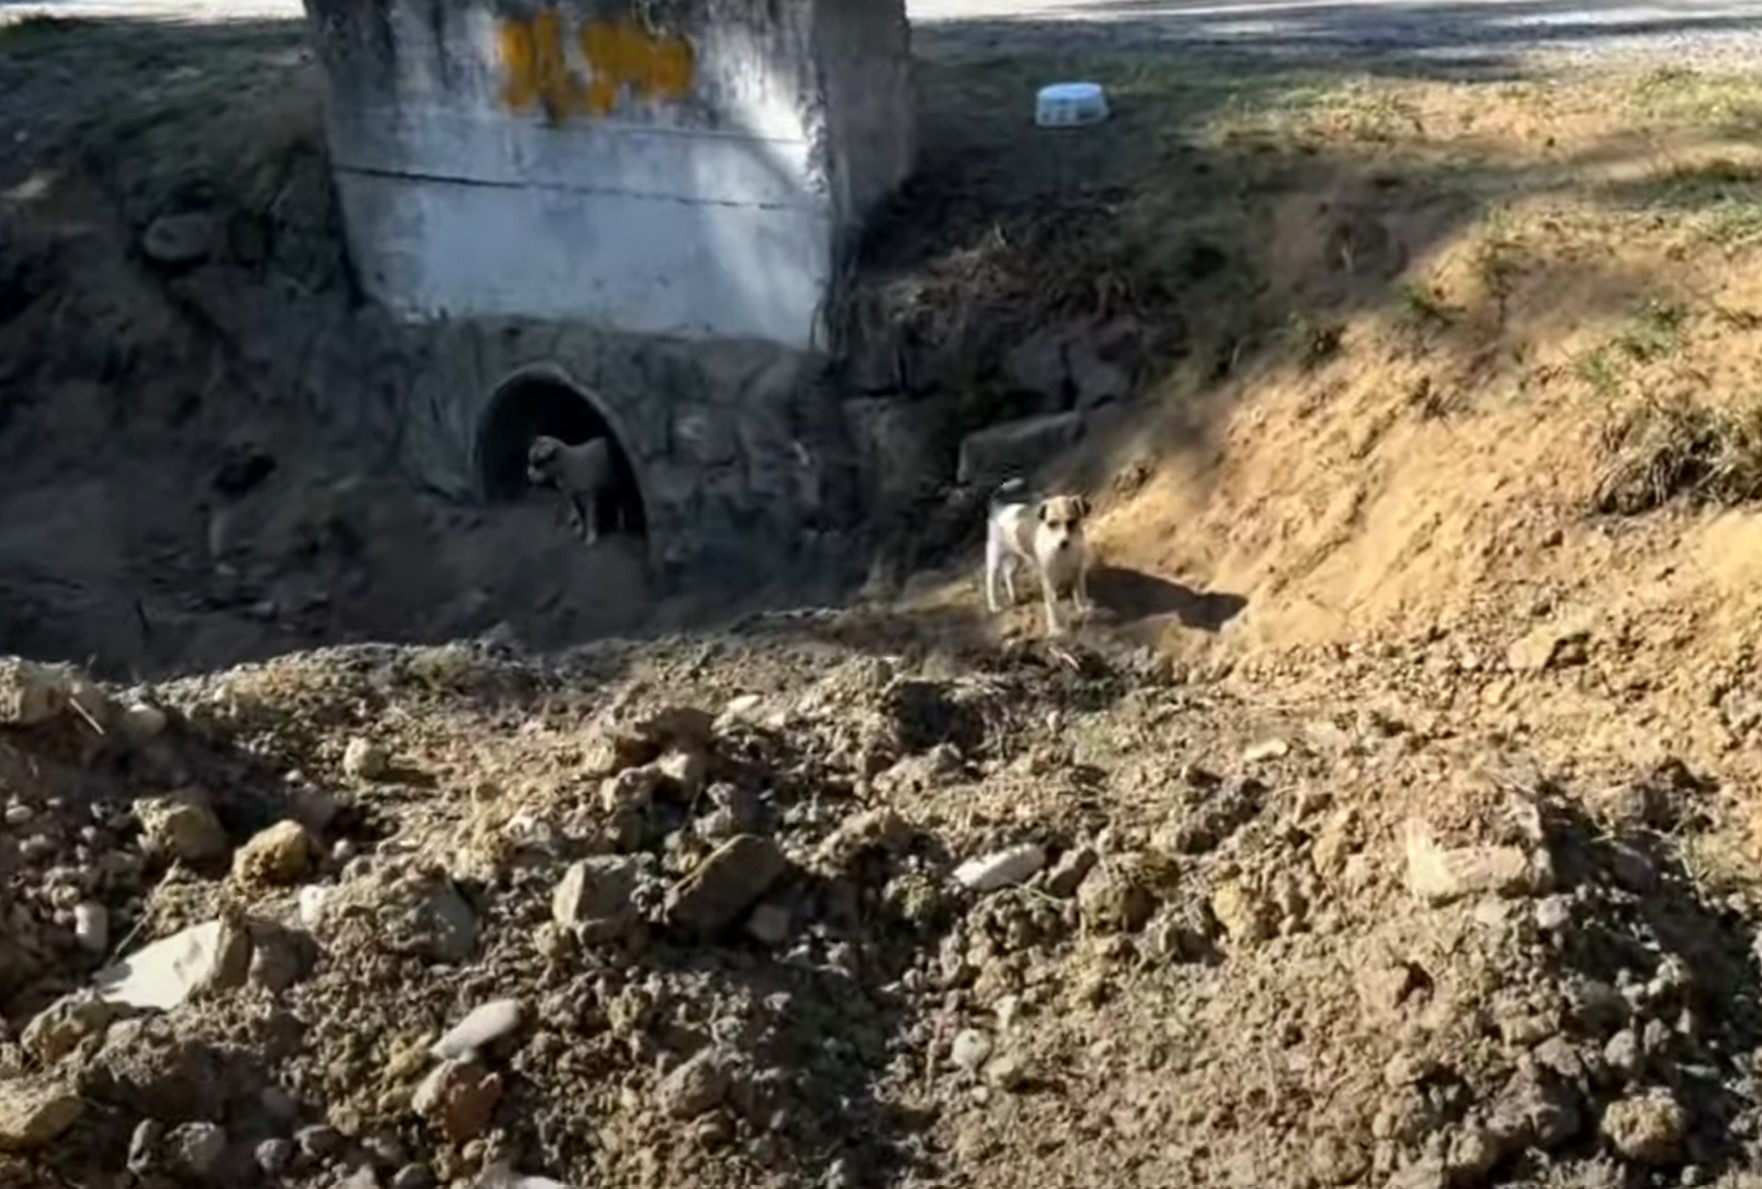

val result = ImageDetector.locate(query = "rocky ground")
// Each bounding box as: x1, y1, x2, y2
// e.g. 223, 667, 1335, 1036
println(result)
5, 608, 1762, 1189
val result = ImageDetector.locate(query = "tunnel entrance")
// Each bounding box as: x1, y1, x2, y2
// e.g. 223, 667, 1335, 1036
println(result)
476, 371, 648, 540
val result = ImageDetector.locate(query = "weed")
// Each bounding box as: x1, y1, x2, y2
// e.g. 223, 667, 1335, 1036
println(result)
1594, 393, 1762, 514
1290, 316, 1344, 370
1401, 282, 1458, 330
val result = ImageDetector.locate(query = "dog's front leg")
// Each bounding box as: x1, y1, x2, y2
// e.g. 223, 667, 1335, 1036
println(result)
984, 537, 1003, 613
1041, 578, 1066, 637
580, 493, 600, 545
1075, 564, 1094, 619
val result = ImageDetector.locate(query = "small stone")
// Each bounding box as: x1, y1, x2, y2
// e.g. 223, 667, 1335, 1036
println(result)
135, 792, 229, 864
0, 1079, 83, 1152
955, 844, 1046, 893
1309, 1132, 1371, 1185
128, 1118, 163, 1173
1602, 1089, 1688, 1166
412, 1059, 503, 1142
432, 999, 525, 1061
950, 1029, 993, 1072
168, 1121, 227, 1177
551, 856, 644, 942
1533, 896, 1571, 931
1311, 808, 1361, 878
1507, 618, 1591, 672
656, 1048, 732, 1119
118, 701, 169, 745
1044, 845, 1098, 897
141, 210, 217, 266
233, 820, 317, 886
295, 1123, 344, 1160
1242, 737, 1291, 763
343, 736, 391, 780
745, 902, 791, 946
72, 901, 108, 955
1444, 1126, 1501, 1182
299, 885, 332, 928
391, 876, 479, 964
1604, 1029, 1642, 1079
982, 1052, 1029, 1091
1210, 880, 1275, 946
255, 1138, 293, 1174
654, 747, 708, 797
391, 1164, 435, 1189
94, 918, 251, 1010
665, 835, 788, 935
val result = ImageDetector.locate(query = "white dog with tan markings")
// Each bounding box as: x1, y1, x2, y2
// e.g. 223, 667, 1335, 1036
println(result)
984, 479, 1094, 636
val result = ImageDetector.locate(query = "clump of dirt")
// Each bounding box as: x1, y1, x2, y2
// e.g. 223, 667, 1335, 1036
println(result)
4, 612, 1762, 1189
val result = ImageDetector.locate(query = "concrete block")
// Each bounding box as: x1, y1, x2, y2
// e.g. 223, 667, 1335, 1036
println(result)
304, 0, 915, 350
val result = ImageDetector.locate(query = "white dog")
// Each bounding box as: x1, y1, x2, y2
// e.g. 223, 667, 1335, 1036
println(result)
984, 480, 1094, 636
526, 435, 617, 544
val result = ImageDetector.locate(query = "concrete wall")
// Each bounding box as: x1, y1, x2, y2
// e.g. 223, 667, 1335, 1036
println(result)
303, 0, 914, 351
396, 317, 854, 575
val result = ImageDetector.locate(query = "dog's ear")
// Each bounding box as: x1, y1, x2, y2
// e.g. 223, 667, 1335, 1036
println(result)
1074, 496, 1090, 519
1036, 501, 1051, 524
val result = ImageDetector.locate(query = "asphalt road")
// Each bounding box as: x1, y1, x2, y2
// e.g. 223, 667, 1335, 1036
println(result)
4, 0, 1761, 66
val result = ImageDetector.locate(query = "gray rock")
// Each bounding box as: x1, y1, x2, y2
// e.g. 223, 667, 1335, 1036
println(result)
665, 836, 787, 935
656, 1048, 732, 1119
254, 1137, 294, 1174
390, 876, 479, 964
745, 902, 791, 946
955, 412, 1085, 486
127, 1118, 163, 1173
552, 856, 645, 943
141, 211, 218, 267
94, 919, 251, 1010
432, 999, 525, 1061
167, 1121, 226, 1177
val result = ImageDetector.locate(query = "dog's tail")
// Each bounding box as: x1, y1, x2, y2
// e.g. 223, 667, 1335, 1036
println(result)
988, 477, 1028, 511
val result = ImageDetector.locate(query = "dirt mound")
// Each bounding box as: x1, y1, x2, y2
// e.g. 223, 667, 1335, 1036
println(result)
3, 615, 1760, 1189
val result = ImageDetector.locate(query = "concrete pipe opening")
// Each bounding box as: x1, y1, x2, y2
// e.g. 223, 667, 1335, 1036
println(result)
476, 371, 648, 541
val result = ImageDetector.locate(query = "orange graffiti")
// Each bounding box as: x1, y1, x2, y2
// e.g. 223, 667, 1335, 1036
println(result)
497, 11, 694, 120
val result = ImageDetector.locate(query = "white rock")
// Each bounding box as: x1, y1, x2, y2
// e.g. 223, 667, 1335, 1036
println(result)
298, 885, 332, 929
73, 902, 108, 955
954, 844, 1046, 892
1242, 737, 1291, 763
94, 919, 250, 1010
476, 1163, 571, 1189
432, 999, 525, 1061
951, 1028, 993, 1072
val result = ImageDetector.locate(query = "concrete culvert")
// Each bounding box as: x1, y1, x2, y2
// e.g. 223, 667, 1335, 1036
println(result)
476, 371, 648, 541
